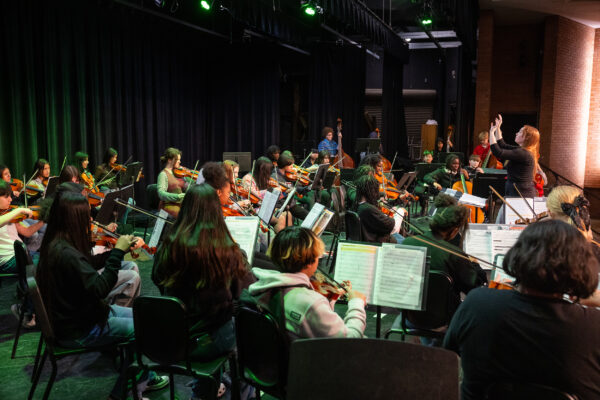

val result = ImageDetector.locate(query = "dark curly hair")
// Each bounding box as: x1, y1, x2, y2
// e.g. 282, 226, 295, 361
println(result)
504, 219, 598, 300
362, 154, 382, 170
430, 194, 469, 241
355, 174, 380, 206
353, 164, 375, 181
201, 162, 229, 191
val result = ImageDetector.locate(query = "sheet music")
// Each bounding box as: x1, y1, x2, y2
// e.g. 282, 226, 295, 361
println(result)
372, 245, 428, 310
458, 193, 487, 208
148, 209, 169, 248
312, 209, 334, 237
258, 189, 279, 224
464, 229, 493, 269
301, 203, 325, 230
491, 229, 523, 262
334, 242, 379, 303
225, 216, 259, 265
504, 197, 548, 224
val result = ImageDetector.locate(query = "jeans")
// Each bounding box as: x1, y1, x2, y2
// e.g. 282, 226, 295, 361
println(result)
97, 261, 141, 307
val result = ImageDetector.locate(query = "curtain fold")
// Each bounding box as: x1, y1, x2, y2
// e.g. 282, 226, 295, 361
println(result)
382, 52, 409, 159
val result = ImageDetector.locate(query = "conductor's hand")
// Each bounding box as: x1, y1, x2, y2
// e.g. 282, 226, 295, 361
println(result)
115, 234, 137, 252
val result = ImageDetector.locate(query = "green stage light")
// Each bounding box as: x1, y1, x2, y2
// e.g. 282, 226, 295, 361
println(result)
304, 5, 316, 15
421, 18, 432, 26
200, 0, 211, 11
301, 1, 321, 16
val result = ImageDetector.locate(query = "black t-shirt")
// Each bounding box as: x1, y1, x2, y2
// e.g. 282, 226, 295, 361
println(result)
491, 139, 536, 196
357, 202, 395, 243
443, 287, 600, 400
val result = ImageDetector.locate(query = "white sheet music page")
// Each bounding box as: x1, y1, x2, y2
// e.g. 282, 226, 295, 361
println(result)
491, 228, 524, 262
504, 198, 535, 224
301, 203, 325, 230
334, 242, 379, 303
464, 228, 493, 269
258, 189, 279, 224
224, 216, 259, 265
372, 245, 428, 310
148, 209, 169, 249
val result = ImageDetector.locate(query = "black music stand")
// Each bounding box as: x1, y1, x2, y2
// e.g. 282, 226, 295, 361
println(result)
339, 168, 354, 184
118, 162, 143, 187
355, 138, 381, 155
223, 152, 252, 173
396, 172, 416, 191
44, 177, 60, 197
473, 173, 506, 222
293, 141, 316, 160
415, 163, 444, 180
310, 164, 330, 191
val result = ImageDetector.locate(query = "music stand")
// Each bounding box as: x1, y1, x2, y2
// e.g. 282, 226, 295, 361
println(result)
339, 168, 355, 183
473, 173, 506, 223
293, 141, 316, 160
396, 172, 416, 190
415, 163, 444, 180
44, 177, 60, 197
322, 171, 337, 190
223, 152, 252, 173
95, 190, 119, 225
355, 138, 381, 154
118, 162, 143, 187
311, 164, 330, 191
436, 152, 464, 164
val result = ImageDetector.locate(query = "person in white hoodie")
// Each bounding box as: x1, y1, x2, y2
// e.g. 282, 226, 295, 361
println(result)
249, 226, 367, 339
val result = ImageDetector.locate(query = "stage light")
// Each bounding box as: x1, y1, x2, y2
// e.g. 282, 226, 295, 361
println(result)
421, 18, 432, 26
301, 1, 322, 16
200, 0, 213, 11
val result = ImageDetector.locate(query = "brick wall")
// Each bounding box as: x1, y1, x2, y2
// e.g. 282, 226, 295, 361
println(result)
539, 16, 595, 187
473, 11, 494, 144
585, 29, 600, 188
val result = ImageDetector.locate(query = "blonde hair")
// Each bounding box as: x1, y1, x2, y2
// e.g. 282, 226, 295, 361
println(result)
268, 227, 325, 273
520, 125, 540, 178
478, 131, 489, 142
547, 185, 592, 241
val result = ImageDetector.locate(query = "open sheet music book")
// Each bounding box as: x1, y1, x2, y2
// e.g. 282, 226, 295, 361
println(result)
258, 189, 280, 224
441, 188, 487, 208
333, 241, 429, 310
224, 216, 259, 265
504, 197, 547, 224
300, 203, 334, 236
464, 224, 525, 269
148, 209, 170, 250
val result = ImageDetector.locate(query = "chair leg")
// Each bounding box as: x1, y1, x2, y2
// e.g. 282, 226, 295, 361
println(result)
169, 372, 175, 400
29, 349, 48, 400
42, 356, 58, 400
11, 305, 25, 359
229, 355, 241, 400
31, 335, 44, 382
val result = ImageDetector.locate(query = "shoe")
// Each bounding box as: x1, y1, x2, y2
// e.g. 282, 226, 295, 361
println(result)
144, 375, 169, 392
11, 304, 36, 328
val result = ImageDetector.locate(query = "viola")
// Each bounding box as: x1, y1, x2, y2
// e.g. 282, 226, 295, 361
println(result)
173, 166, 199, 180
514, 211, 548, 225
222, 200, 269, 233
1, 205, 41, 223
488, 280, 515, 291
10, 179, 24, 192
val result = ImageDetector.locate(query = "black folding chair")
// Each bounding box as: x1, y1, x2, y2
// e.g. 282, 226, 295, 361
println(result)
287, 338, 460, 400
129, 296, 233, 400
27, 277, 130, 400
485, 382, 579, 400
385, 271, 454, 342
344, 210, 362, 241
11, 240, 33, 359
235, 305, 290, 399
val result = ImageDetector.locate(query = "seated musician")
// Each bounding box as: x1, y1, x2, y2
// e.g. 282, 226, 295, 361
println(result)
157, 147, 187, 218
75, 151, 98, 192
317, 126, 339, 157
433, 137, 452, 163
59, 165, 81, 184
355, 175, 405, 244
0, 164, 23, 200
301, 148, 319, 168
423, 154, 467, 192
346, 164, 375, 209
444, 219, 600, 400
402, 194, 487, 320
272, 153, 309, 220
422, 150, 433, 164
94, 147, 120, 191
152, 183, 254, 400
248, 226, 366, 339
464, 154, 484, 179
472, 131, 490, 162
36, 189, 166, 400
223, 160, 251, 209
26, 158, 50, 203
265, 144, 281, 167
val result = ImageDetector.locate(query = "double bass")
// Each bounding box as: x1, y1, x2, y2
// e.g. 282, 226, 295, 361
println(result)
332, 118, 355, 169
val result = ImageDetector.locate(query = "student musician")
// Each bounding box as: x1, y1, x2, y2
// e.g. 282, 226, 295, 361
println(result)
26, 158, 50, 203
36, 189, 165, 400
433, 136, 452, 163
317, 126, 339, 157
423, 154, 468, 193
94, 147, 120, 191
422, 150, 433, 164
546, 186, 594, 241
472, 131, 490, 162
249, 226, 366, 339
355, 175, 406, 244
444, 220, 600, 399
265, 145, 281, 167
346, 164, 375, 209
464, 154, 484, 179
272, 153, 309, 220
489, 114, 540, 197
157, 147, 187, 218
75, 151, 98, 192
59, 165, 81, 184
152, 183, 254, 399
301, 149, 319, 168
0, 164, 22, 200
402, 194, 487, 324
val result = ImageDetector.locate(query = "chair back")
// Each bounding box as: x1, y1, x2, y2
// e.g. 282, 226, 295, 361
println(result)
13, 241, 32, 291
485, 382, 578, 400
345, 210, 362, 241
133, 296, 190, 366
287, 338, 459, 400
405, 270, 454, 329
146, 184, 160, 210
235, 305, 289, 398
27, 277, 57, 347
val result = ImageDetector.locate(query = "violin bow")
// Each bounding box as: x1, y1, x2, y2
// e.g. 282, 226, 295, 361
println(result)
315, 267, 348, 294
185, 160, 200, 193
388, 151, 398, 173
97, 155, 133, 187
488, 185, 528, 224
59, 156, 67, 174
114, 198, 174, 224
18, 169, 39, 198
512, 183, 538, 222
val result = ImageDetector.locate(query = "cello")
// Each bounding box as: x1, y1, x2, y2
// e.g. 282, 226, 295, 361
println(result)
452, 173, 484, 223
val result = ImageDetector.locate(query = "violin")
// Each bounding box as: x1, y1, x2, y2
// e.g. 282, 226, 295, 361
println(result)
91, 222, 156, 258
81, 171, 101, 194
109, 162, 127, 173
1, 205, 41, 223
173, 166, 199, 180
25, 184, 45, 197
488, 280, 515, 291
268, 177, 290, 193
284, 170, 311, 186
231, 179, 261, 204
222, 199, 269, 232
514, 211, 548, 225
83, 188, 105, 207
10, 179, 24, 192
310, 270, 347, 301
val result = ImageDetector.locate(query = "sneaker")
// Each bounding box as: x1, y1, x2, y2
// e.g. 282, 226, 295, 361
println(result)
10, 304, 36, 328
144, 375, 169, 392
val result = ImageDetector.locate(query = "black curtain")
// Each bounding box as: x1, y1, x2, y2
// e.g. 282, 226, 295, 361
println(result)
0, 0, 280, 188
308, 43, 366, 163
382, 52, 408, 159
